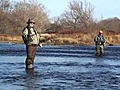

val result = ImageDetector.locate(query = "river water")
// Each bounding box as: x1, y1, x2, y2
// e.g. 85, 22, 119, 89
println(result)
0, 43, 120, 90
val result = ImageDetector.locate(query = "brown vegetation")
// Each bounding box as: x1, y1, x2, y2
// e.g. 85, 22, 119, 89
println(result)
0, 34, 22, 43
41, 30, 120, 45
0, 0, 120, 45
0, 0, 50, 35
97, 17, 120, 32
0, 30, 119, 46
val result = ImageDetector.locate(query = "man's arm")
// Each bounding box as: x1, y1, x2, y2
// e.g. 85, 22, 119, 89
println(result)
22, 28, 29, 44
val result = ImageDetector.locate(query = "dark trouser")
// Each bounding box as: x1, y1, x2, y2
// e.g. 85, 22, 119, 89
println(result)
26, 45, 37, 69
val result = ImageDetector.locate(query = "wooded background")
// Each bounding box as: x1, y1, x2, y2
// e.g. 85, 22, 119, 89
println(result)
0, 0, 120, 35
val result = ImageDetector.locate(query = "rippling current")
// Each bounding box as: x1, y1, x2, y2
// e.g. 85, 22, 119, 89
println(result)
0, 43, 120, 90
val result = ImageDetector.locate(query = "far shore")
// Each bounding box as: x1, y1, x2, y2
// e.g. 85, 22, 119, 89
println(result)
0, 32, 119, 46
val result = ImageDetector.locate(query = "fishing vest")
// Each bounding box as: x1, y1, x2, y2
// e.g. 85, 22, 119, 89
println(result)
22, 27, 40, 45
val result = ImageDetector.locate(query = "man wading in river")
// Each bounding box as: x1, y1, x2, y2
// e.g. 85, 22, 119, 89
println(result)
22, 19, 42, 69
94, 30, 105, 56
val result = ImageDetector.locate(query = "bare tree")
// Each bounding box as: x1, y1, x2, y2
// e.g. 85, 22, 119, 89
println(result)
50, 17, 63, 31
0, 0, 10, 11
61, 0, 94, 30
9, 0, 50, 34
0, 0, 11, 34
0, 0, 50, 35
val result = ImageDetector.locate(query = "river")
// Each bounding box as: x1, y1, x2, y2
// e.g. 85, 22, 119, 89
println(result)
0, 43, 120, 90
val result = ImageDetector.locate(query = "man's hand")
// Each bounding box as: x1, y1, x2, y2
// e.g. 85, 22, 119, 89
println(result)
39, 44, 43, 47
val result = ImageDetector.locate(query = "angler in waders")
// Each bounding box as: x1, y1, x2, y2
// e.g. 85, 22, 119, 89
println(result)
22, 19, 42, 69
94, 30, 105, 56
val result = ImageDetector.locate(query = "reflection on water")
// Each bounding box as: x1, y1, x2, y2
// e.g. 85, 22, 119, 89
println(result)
25, 69, 39, 90
0, 43, 120, 90
26, 68, 35, 75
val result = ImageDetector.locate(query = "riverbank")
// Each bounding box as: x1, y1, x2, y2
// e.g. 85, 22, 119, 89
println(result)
0, 32, 119, 46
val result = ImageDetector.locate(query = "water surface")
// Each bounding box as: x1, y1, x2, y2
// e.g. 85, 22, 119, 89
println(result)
0, 43, 120, 90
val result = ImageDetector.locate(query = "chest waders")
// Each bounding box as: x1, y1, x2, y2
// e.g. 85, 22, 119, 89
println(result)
25, 28, 37, 69
96, 45, 104, 56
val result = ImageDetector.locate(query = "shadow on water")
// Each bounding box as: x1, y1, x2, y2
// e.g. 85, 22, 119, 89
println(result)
24, 69, 41, 90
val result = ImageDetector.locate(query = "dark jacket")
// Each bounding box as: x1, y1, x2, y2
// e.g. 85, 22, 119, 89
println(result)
94, 34, 105, 45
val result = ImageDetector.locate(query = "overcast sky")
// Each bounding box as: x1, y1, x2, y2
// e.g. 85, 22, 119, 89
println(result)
38, 0, 120, 20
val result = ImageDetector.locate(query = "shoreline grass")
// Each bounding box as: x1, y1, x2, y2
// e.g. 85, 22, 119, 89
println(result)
0, 33, 119, 46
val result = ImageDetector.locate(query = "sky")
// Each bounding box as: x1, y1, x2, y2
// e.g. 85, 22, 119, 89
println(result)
38, 0, 120, 20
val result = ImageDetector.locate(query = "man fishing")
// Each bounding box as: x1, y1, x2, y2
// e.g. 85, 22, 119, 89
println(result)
22, 19, 42, 69
94, 30, 105, 56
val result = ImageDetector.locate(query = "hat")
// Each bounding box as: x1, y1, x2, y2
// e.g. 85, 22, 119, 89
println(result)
99, 30, 103, 34
27, 19, 35, 24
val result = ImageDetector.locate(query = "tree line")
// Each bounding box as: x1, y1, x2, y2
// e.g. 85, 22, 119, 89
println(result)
0, 0, 120, 35
50, 0, 120, 33
0, 0, 50, 35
